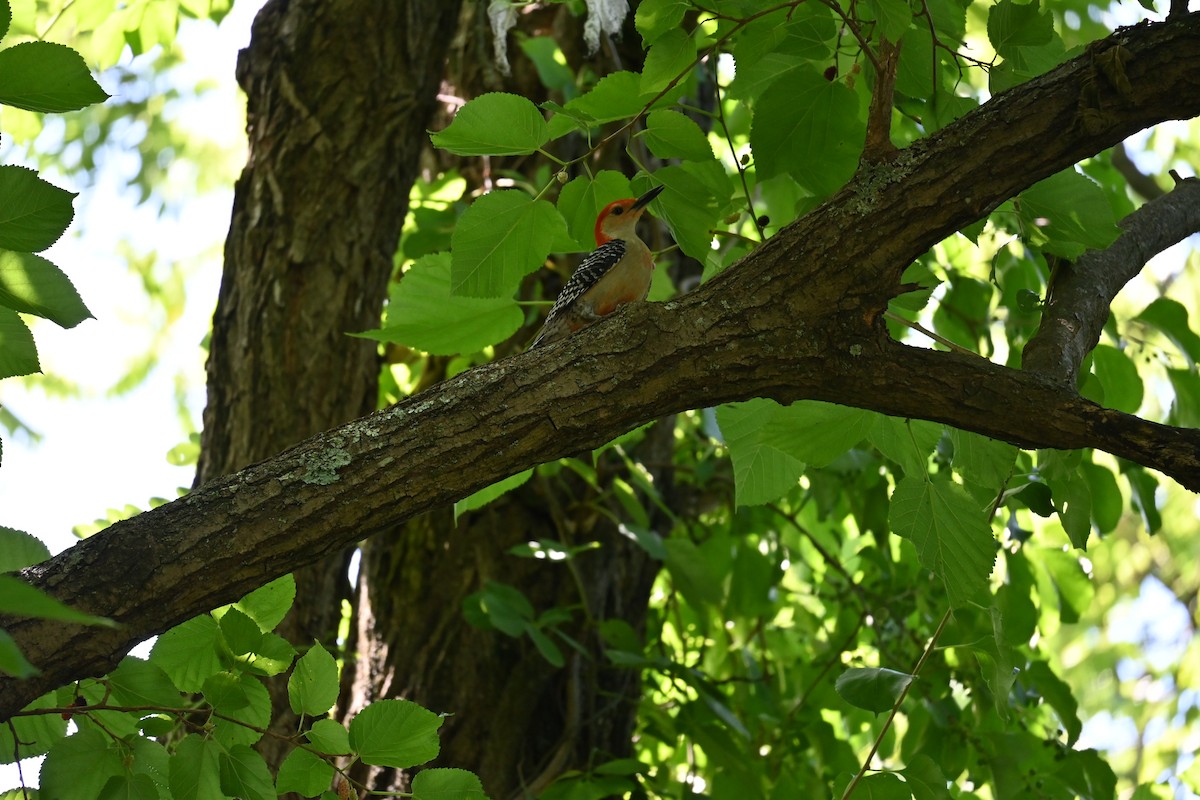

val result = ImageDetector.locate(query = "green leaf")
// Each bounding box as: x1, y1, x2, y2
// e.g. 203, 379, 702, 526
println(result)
454, 468, 533, 520
218, 606, 263, 655
643, 109, 714, 162
430, 92, 549, 156
101, 773, 161, 800
889, 477, 997, 608
519, 37, 575, 97
232, 573, 296, 632
288, 641, 340, 716
40, 728, 123, 800
950, 429, 1018, 489
864, 772, 913, 798
0, 526, 50, 571
0, 575, 115, 626
987, 0, 1053, 58
0, 166, 76, 252
150, 615, 223, 692
0, 41, 109, 112
356, 253, 523, 354
349, 698, 444, 769
307, 718, 352, 755
275, 747, 334, 797
1166, 367, 1200, 428
559, 71, 652, 125
556, 171, 633, 250
647, 164, 720, 262
1025, 660, 1082, 746
128, 738, 170, 799
0, 691, 66, 760
635, 0, 689, 44
868, 0, 912, 41
108, 657, 181, 708
468, 581, 533, 636
0, 628, 38, 677
835, 666, 914, 713
211, 675, 271, 748
1135, 297, 1200, 366
202, 671, 249, 713
218, 744, 275, 800
1019, 170, 1120, 258
412, 767, 488, 800
524, 622, 564, 667
989, 32, 1064, 93
751, 66, 864, 196
717, 399, 805, 507
0, 303, 39, 379
1080, 461, 1122, 534
1038, 547, 1094, 624
0, 0, 10, 42
868, 416, 941, 475
663, 537, 723, 608
244, 632, 295, 676
640, 29, 696, 94
766, 401, 876, 466
903, 753, 952, 800
450, 190, 572, 297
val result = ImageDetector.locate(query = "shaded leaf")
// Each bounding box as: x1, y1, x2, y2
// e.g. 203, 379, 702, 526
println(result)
835, 666, 914, 713
218, 744, 274, 800
275, 747, 334, 797
0, 41, 108, 113
349, 698, 444, 769
288, 641, 339, 716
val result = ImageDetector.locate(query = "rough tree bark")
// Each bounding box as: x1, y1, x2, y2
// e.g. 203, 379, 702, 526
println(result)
191, 0, 463, 772
3, 16, 1199, 774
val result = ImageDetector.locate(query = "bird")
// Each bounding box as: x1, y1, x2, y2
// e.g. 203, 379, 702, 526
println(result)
528, 184, 665, 348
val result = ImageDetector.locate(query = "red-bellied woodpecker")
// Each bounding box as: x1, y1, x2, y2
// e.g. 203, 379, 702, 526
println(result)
529, 184, 665, 348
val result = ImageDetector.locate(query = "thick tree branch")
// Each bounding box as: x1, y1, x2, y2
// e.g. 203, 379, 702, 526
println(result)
1022, 176, 1200, 384
2, 12, 1200, 719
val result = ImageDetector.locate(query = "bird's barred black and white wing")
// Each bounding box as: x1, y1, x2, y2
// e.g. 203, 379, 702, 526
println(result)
529, 239, 628, 348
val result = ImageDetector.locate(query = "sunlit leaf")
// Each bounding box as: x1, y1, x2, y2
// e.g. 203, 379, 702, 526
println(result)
357, 253, 523, 354
430, 92, 549, 156
450, 190, 572, 297
890, 477, 997, 608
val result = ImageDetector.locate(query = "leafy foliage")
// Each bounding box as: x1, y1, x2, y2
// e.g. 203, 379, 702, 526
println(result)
385, 1, 1196, 798
2, 574, 486, 799
0, 0, 107, 379
5, 0, 1200, 799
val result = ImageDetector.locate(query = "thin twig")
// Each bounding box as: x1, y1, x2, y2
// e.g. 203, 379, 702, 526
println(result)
839, 608, 952, 799
884, 308, 981, 357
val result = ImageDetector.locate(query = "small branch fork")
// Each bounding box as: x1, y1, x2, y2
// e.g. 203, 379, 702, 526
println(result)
1022, 174, 1200, 385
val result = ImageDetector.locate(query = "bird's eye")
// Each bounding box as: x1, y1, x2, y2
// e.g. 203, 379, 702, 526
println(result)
611, 207, 624, 215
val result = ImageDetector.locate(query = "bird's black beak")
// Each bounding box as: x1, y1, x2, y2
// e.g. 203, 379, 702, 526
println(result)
631, 184, 665, 211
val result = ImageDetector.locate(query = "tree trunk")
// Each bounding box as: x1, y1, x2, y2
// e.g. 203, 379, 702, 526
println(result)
194, 0, 463, 772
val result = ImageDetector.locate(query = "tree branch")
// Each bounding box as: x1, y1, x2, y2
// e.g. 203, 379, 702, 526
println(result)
3, 12, 1200, 719
1022, 176, 1200, 384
